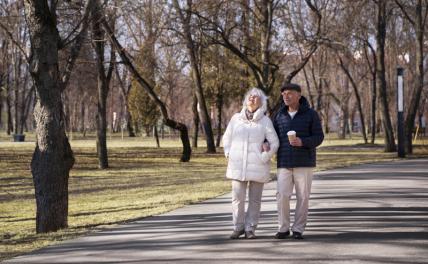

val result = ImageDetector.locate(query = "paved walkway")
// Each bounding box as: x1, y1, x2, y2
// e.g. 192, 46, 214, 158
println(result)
4, 159, 428, 263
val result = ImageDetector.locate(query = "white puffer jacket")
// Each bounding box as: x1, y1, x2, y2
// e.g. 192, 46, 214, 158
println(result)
222, 108, 279, 183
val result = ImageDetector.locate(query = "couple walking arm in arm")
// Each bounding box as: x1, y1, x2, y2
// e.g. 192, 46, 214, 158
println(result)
223, 83, 324, 240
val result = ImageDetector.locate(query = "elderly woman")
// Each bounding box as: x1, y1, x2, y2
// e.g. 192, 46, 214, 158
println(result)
222, 87, 279, 239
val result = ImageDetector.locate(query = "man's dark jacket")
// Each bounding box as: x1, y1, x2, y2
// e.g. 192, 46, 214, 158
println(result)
273, 96, 324, 168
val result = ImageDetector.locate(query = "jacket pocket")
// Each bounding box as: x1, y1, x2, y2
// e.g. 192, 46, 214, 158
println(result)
250, 145, 268, 164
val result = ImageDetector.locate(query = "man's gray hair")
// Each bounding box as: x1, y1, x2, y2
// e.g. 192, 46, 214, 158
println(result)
242, 87, 268, 113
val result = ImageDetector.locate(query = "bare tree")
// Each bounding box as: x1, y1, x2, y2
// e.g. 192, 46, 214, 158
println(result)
338, 55, 368, 143
91, 0, 116, 169
23, 0, 96, 233
395, 0, 428, 153
115, 67, 135, 137
102, 17, 192, 161
375, 0, 396, 151
172, 0, 216, 153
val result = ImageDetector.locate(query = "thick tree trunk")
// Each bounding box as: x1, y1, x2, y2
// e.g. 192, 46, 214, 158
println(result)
25, 2, 75, 233
376, 0, 396, 152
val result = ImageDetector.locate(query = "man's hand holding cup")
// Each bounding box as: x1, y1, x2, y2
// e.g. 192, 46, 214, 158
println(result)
287, 130, 303, 147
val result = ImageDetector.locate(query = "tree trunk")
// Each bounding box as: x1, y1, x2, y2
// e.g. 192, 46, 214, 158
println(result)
302, 67, 315, 108
371, 61, 377, 144
0, 90, 2, 129
95, 88, 108, 169
0, 74, 4, 129
260, 0, 274, 93
192, 92, 199, 148
92, 0, 115, 169
324, 98, 330, 134
404, 0, 424, 154
13, 54, 21, 134
154, 125, 160, 148
20, 85, 35, 135
79, 98, 85, 133
126, 109, 136, 137
173, 0, 216, 153
115, 68, 136, 138
6, 76, 13, 135
215, 85, 224, 147
376, 0, 396, 152
363, 42, 377, 144
161, 124, 165, 139
25, 1, 75, 233
338, 56, 368, 143
338, 106, 349, 139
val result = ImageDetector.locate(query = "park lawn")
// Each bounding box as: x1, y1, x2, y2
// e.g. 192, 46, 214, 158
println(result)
1, 134, 427, 261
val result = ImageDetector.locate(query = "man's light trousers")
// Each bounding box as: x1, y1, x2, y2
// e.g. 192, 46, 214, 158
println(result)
277, 167, 313, 233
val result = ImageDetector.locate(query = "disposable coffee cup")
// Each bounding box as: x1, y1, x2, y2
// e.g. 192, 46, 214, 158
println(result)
287, 130, 296, 141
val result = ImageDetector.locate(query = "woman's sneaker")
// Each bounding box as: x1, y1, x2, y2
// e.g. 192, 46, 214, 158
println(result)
230, 230, 245, 239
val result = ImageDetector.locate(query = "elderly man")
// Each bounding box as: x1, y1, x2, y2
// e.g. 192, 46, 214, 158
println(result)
272, 83, 324, 240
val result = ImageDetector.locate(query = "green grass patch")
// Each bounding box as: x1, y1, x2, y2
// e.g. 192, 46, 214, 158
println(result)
1, 133, 427, 260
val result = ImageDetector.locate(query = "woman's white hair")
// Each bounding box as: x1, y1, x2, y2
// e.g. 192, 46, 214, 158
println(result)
242, 87, 268, 113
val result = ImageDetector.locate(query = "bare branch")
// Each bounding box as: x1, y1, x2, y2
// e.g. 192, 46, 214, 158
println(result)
0, 21, 29, 62
394, 0, 415, 25
60, 0, 97, 91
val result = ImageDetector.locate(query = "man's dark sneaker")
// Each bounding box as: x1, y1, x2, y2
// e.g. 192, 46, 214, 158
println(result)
230, 230, 245, 239
292, 231, 304, 239
274, 231, 290, 239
